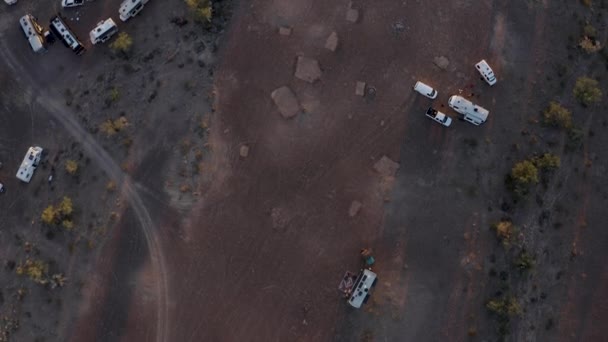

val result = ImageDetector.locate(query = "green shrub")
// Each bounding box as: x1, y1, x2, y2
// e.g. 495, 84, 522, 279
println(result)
110, 32, 133, 53
543, 102, 572, 129
573, 77, 602, 106
533, 153, 560, 171
511, 160, 539, 185
186, 0, 213, 22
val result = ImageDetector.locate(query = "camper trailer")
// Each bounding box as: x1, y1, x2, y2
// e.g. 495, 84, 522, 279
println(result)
119, 0, 149, 22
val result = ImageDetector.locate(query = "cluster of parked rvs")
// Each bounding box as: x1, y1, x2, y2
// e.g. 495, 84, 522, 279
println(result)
413, 59, 497, 127
9, 0, 150, 54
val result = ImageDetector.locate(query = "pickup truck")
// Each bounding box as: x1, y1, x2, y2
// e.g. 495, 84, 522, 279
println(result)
425, 107, 452, 127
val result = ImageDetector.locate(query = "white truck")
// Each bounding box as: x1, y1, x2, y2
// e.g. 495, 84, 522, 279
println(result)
16, 146, 43, 183
448, 95, 489, 126
425, 107, 452, 127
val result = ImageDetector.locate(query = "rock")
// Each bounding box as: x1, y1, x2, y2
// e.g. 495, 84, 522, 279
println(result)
240, 145, 249, 157
325, 31, 339, 51
279, 26, 292, 36
349, 201, 362, 217
433, 56, 450, 70
373, 156, 400, 177
271, 86, 301, 119
346, 8, 359, 23
355, 81, 366, 96
294, 56, 322, 83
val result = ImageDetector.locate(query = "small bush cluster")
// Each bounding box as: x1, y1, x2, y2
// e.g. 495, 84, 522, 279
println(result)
186, 0, 213, 22
41, 196, 75, 230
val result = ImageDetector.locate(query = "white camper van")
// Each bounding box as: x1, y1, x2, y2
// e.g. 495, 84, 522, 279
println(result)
19, 15, 49, 53
448, 95, 489, 126
413, 81, 438, 99
89, 18, 118, 44
475, 60, 497, 86
16, 146, 43, 183
119, 0, 149, 22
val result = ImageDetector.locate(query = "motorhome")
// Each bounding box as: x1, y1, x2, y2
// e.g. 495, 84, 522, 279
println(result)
89, 18, 118, 44
448, 95, 489, 126
16, 146, 43, 183
19, 14, 49, 53
50, 15, 85, 55
347, 269, 378, 309
119, 0, 149, 22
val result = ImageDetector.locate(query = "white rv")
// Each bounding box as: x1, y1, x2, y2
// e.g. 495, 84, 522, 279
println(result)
90, 18, 118, 44
347, 269, 378, 309
119, 0, 149, 22
19, 15, 49, 53
448, 95, 489, 126
16, 146, 43, 183
475, 60, 497, 86
50, 15, 85, 55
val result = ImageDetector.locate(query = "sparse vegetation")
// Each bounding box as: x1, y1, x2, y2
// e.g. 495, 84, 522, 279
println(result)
514, 251, 535, 270
108, 87, 121, 103
16, 259, 48, 284
486, 296, 522, 317
65, 159, 79, 175
106, 180, 117, 192
110, 32, 133, 54
186, 0, 213, 23
491, 221, 518, 247
40, 197, 75, 229
100, 117, 129, 136
573, 76, 602, 106
511, 160, 539, 186
542, 102, 572, 129
533, 153, 560, 172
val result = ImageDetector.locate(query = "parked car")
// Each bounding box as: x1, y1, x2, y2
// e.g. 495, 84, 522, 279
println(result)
425, 107, 452, 127
413, 81, 438, 99
4, 0, 17, 5
62, 0, 84, 8
475, 59, 497, 86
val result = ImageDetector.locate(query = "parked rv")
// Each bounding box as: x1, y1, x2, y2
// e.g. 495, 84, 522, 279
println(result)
448, 95, 489, 126
4, 0, 17, 5
347, 269, 378, 309
119, 0, 149, 22
61, 0, 85, 8
50, 15, 85, 55
19, 14, 50, 53
16, 146, 43, 183
89, 18, 118, 44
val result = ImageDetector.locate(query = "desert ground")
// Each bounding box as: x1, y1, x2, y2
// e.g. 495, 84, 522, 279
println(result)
1, 0, 607, 341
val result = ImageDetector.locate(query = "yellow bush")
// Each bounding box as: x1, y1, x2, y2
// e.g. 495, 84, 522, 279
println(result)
110, 32, 133, 53
511, 160, 539, 185
186, 0, 213, 22
41, 205, 57, 225
65, 159, 79, 175
58, 197, 73, 216
16, 259, 48, 284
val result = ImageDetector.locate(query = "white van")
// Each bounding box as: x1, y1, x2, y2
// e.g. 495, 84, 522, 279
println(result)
119, 0, 149, 22
347, 269, 378, 309
413, 81, 438, 99
19, 15, 49, 53
4, 0, 17, 5
475, 60, 497, 86
448, 95, 489, 126
90, 18, 118, 44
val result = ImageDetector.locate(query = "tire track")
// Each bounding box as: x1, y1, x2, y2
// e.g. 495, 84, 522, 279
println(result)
0, 31, 169, 342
